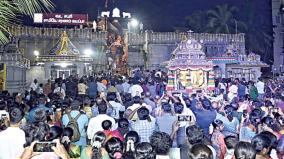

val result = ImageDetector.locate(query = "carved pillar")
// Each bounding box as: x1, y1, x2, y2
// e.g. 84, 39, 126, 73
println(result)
44, 63, 52, 80
218, 63, 226, 78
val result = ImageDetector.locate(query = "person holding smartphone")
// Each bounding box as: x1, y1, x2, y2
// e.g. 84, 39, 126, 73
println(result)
156, 103, 177, 137
20, 123, 71, 159
20, 140, 70, 159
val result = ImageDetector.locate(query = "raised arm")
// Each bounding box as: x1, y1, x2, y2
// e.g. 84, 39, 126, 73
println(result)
167, 92, 179, 103
116, 92, 124, 105
156, 93, 165, 107
170, 121, 180, 140
101, 95, 113, 109
125, 106, 142, 120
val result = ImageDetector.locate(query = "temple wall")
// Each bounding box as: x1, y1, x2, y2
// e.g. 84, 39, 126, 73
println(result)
7, 26, 250, 79
27, 66, 45, 84
6, 66, 28, 93
226, 66, 262, 81
11, 26, 246, 68
147, 44, 175, 70
0, 49, 30, 93
128, 51, 144, 68
10, 26, 245, 45
0, 26, 258, 92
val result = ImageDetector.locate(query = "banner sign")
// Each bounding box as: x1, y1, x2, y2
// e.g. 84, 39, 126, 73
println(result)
34, 13, 88, 25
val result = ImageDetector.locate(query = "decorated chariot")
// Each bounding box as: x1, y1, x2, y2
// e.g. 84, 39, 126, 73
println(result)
166, 37, 215, 93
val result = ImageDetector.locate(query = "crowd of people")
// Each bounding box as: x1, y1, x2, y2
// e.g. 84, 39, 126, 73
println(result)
0, 69, 284, 159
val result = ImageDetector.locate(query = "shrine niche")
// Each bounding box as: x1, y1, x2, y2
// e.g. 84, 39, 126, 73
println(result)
49, 31, 80, 56
35, 32, 93, 79
166, 37, 215, 93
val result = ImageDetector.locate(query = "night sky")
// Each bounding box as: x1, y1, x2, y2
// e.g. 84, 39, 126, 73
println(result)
49, 0, 271, 31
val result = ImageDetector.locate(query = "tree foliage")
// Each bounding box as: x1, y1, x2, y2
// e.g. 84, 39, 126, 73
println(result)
0, 0, 54, 44
185, 3, 273, 63
206, 4, 238, 34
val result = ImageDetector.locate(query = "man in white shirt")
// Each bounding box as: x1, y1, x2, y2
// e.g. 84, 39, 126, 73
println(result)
87, 103, 116, 140
122, 78, 130, 94
30, 79, 38, 91
124, 96, 142, 121
53, 83, 66, 99
107, 93, 125, 120
144, 92, 156, 111
78, 80, 88, 95
0, 107, 26, 159
228, 82, 238, 102
128, 80, 143, 97
256, 78, 265, 101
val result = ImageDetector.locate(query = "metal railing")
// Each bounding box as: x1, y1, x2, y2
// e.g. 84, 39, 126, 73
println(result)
36, 55, 93, 62
6, 80, 29, 93
9, 25, 246, 45
9, 26, 108, 44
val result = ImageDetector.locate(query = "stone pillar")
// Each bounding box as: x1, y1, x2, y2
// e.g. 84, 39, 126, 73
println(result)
218, 63, 226, 78
15, 67, 22, 82
255, 67, 262, 81
44, 63, 52, 81
76, 62, 85, 77
6, 66, 15, 82
21, 68, 25, 87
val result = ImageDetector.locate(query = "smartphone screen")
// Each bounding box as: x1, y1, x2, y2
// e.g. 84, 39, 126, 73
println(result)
33, 142, 56, 152
172, 92, 181, 97
243, 110, 247, 117
178, 115, 190, 122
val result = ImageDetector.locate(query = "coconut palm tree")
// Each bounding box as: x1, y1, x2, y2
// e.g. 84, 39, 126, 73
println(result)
0, 0, 54, 44
206, 4, 246, 34
184, 2, 273, 63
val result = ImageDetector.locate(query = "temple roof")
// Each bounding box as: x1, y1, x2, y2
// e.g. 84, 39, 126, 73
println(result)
231, 53, 269, 67
49, 31, 80, 56
166, 37, 214, 70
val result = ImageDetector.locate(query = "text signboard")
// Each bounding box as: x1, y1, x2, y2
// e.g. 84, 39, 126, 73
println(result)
34, 13, 88, 25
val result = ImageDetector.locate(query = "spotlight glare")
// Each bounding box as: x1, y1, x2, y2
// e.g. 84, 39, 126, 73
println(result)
131, 19, 139, 27
33, 50, 39, 56
84, 49, 93, 57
